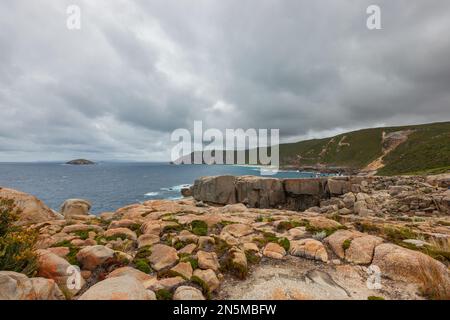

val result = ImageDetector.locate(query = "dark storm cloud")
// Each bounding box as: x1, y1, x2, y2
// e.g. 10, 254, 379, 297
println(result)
0, 0, 449, 161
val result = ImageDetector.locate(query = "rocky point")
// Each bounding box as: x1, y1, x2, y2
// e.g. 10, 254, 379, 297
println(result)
0, 173, 449, 300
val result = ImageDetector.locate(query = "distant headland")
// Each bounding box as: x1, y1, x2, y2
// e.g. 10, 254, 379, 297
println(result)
66, 159, 95, 165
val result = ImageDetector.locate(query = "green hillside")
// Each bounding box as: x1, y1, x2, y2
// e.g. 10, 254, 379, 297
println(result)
377, 122, 450, 175
279, 127, 384, 168
183, 121, 450, 175
278, 121, 450, 175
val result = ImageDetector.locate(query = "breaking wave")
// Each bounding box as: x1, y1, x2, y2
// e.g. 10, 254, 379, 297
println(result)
144, 192, 160, 197
160, 184, 192, 192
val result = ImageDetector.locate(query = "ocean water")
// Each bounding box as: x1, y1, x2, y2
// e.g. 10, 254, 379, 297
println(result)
0, 162, 329, 214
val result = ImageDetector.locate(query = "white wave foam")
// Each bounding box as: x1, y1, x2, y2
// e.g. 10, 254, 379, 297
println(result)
160, 184, 192, 192
144, 192, 159, 197
167, 196, 183, 200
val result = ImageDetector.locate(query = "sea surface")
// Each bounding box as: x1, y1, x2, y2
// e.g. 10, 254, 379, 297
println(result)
0, 162, 330, 214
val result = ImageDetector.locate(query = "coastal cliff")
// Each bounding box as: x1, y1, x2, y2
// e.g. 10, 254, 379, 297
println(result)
189, 175, 450, 213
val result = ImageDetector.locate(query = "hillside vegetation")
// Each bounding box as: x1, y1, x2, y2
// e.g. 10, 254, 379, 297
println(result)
377, 122, 450, 175
182, 121, 450, 175
278, 121, 450, 175
280, 122, 450, 175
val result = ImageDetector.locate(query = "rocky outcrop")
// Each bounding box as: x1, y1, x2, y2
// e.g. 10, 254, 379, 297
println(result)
181, 188, 192, 197
104, 227, 137, 241
0, 187, 62, 224
235, 176, 285, 208
191, 175, 237, 204
170, 262, 193, 280
372, 244, 450, 287
443, 190, 450, 214
221, 223, 253, 238
66, 159, 95, 165
137, 234, 160, 248
289, 239, 328, 262
190, 176, 379, 210
148, 244, 179, 271
426, 173, 450, 188
190, 174, 450, 217
76, 245, 116, 271
325, 230, 383, 264
60, 199, 92, 218
61, 223, 103, 234
327, 178, 352, 195
324, 230, 359, 259
263, 243, 286, 259
78, 276, 155, 300
345, 235, 383, 264
106, 267, 155, 286
173, 286, 205, 300
284, 178, 328, 210
197, 251, 220, 271
0, 271, 65, 300
149, 276, 185, 292
36, 249, 86, 297
3, 174, 450, 300
193, 269, 220, 292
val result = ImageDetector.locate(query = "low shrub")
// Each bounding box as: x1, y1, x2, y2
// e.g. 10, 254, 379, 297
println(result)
245, 251, 261, 264
214, 237, 232, 256
383, 226, 417, 243
190, 220, 208, 236
105, 233, 130, 241
276, 220, 303, 232
74, 230, 89, 240
417, 256, 450, 300
191, 275, 209, 293
0, 199, 39, 277
342, 239, 352, 251
305, 224, 344, 237
278, 237, 290, 251
155, 289, 173, 300
180, 254, 199, 269
134, 246, 152, 259
260, 232, 290, 251
162, 224, 184, 234
51, 239, 72, 248
134, 258, 152, 274
173, 241, 185, 250
66, 247, 80, 266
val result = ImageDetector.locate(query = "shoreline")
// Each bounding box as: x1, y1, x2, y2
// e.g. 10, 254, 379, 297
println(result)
0, 173, 449, 300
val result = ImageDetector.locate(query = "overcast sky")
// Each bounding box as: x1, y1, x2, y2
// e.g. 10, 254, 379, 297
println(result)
0, 0, 449, 162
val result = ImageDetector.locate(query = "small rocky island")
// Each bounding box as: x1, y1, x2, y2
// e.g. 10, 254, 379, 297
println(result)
66, 159, 95, 165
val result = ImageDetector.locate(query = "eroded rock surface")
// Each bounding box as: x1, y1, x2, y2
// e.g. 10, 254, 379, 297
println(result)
0, 187, 62, 224
78, 276, 155, 300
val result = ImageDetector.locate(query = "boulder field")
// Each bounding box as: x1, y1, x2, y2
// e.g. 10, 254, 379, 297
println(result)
0, 173, 449, 300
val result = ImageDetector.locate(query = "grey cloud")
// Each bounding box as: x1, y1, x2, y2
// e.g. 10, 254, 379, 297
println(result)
0, 0, 449, 161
